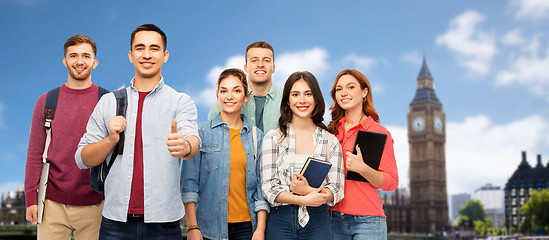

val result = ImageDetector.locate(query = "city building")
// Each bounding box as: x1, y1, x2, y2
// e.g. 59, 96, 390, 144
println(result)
407, 56, 449, 233
474, 183, 504, 228
450, 193, 471, 224
504, 151, 549, 232
0, 188, 27, 225
384, 188, 411, 233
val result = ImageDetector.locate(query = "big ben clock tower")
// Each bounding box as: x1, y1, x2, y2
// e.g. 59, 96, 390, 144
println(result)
408, 57, 449, 233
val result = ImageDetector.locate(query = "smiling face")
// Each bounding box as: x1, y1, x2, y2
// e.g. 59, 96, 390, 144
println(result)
334, 74, 368, 113
288, 79, 315, 120
63, 43, 97, 82
244, 47, 275, 85
128, 31, 169, 81
217, 75, 248, 115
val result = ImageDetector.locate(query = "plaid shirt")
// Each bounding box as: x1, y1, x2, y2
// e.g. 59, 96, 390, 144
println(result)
260, 124, 344, 226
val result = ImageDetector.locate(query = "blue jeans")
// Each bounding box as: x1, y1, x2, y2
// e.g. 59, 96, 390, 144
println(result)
99, 215, 183, 240
329, 211, 387, 240
266, 204, 331, 240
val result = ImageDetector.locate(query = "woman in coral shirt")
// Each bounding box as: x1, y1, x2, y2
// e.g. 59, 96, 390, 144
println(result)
327, 69, 399, 240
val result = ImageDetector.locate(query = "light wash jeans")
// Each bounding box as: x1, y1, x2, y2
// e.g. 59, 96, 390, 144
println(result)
266, 204, 332, 240
329, 211, 387, 240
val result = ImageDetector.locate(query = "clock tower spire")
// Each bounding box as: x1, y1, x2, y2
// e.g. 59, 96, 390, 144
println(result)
407, 56, 449, 233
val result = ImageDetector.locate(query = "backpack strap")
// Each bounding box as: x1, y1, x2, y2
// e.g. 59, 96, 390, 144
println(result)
42, 87, 60, 161
107, 88, 127, 168
323, 134, 333, 184
325, 135, 332, 162
252, 126, 258, 165
98, 86, 109, 99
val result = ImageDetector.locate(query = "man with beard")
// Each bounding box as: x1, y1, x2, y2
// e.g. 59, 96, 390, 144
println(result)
24, 35, 106, 239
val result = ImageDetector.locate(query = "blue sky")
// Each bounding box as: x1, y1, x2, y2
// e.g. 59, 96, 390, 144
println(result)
1, 0, 548, 200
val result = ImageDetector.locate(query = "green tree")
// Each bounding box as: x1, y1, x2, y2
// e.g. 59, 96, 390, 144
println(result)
457, 200, 494, 235
459, 200, 488, 222
457, 215, 472, 229
520, 189, 549, 234
475, 220, 487, 236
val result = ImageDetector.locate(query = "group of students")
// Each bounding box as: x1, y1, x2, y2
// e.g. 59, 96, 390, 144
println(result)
24, 23, 398, 240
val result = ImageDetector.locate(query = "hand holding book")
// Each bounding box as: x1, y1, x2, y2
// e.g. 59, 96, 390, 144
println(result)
346, 130, 387, 182
298, 157, 332, 188
290, 173, 315, 196
345, 145, 366, 174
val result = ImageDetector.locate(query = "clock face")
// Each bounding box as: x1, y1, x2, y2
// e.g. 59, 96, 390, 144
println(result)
412, 116, 425, 132
434, 116, 443, 133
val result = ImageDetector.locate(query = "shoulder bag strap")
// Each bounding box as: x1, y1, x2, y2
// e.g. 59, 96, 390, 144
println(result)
252, 126, 258, 166
43, 87, 60, 161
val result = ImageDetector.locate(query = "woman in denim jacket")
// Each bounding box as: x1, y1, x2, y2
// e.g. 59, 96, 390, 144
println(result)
182, 68, 269, 240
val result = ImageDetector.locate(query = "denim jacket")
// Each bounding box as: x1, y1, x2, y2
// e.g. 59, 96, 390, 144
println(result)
181, 114, 269, 240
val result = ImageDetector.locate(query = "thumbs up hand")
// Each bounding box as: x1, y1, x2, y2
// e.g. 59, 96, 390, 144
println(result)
167, 119, 189, 158
346, 145, 367, 173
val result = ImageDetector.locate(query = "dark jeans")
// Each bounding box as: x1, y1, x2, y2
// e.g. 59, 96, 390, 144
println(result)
202, 222, 252, 240
99, 215, 183, 240
265, 204, 331, 240
229, 221, 253, 240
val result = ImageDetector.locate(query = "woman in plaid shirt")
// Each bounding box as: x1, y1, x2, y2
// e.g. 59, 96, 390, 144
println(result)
260, 71, 345, 240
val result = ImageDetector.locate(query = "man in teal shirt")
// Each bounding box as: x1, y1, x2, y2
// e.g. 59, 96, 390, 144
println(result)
208, 41, 282, 132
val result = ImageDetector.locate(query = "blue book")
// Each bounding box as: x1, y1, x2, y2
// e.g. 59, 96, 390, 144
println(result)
299, 157, 332, 188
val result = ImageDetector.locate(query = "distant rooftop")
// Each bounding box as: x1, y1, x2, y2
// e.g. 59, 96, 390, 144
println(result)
505, 151, 549, 190
476, 183, 501, 192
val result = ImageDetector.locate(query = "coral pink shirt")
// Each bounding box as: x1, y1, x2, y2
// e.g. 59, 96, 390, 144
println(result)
329, 116, 398, 217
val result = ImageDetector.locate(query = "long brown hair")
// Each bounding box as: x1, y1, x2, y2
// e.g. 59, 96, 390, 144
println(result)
279, 71, 327, 140
327, 69, 379, 135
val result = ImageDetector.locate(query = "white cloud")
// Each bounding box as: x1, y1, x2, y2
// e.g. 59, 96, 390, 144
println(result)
512, 0, 549, 20
388, 114, 549, 196
522, 35, 542, 56
195, 48, 331, 107
0, 182, 23, 198
446, 114, 549, 195
436, 10, 496, 75
399, 51, 422, 65
385, 125, 409, 191
341, 53, 377, 72
194, 55, 244, 107
502, 29, 525, 46
495, 48, 549, 97
272, 48, 330, 87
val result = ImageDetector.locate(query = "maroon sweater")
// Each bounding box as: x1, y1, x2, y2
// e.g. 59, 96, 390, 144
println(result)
24, 83, 104, 207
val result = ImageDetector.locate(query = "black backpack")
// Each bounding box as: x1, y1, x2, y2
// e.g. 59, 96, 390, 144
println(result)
89, 89, 127, 194
44, 86, 127, 195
